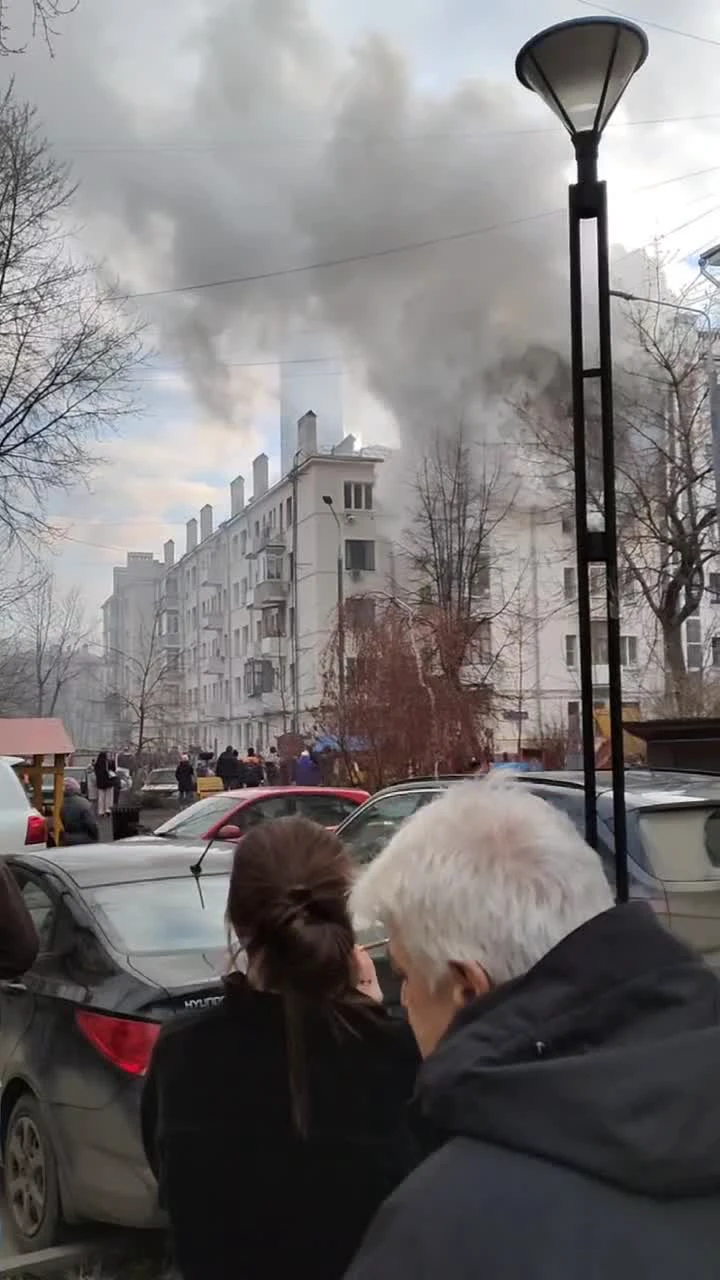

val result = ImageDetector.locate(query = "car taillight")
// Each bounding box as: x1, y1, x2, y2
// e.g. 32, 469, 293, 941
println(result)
75, 1010, 160, 1076
25, 814, 46, 845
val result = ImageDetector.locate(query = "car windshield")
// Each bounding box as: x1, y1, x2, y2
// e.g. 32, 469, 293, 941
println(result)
86, 876, 231, 953
638, 807, 720, 881
155, 795, 241, 838
148, 770, 177, 785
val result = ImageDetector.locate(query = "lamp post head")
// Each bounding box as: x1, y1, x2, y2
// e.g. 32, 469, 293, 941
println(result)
699, 243, 720, 287
515, 16, 648, 142
322, 495, 333, 507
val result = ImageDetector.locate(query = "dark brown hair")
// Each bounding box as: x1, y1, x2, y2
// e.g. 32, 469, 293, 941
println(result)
226, 816, 376, 1132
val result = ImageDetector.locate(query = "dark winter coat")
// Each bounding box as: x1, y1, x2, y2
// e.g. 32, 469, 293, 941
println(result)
175, 761, 195, 794
60, 793, 99, 844
93, 754, 112, 791
141, 976, 419, 1280
243, 754, 263, 787
215, 750, 236, 787
346, 903, 720, 1280
0, 865, 39, 976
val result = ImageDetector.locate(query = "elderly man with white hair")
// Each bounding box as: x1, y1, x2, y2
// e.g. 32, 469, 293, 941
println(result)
346, 779, 720, 1279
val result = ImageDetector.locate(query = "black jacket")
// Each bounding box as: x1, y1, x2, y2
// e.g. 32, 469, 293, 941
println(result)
215, 750, 235, 787
175, 761, 194, 792
346, 903, 720, 1280
142, 977, 419, 1280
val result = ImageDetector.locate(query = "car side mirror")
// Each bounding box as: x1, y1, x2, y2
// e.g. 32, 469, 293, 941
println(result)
217, 825, 242, 841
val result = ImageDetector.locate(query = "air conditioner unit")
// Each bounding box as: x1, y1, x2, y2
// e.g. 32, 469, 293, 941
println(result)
350, 569, 363, 582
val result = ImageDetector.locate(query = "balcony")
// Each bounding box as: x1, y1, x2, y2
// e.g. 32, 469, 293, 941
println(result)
202, 700, 228, 721
203, 610, 224, 630
204, 656, 226, 676
162, 633, 181, 650
252, 579, 290, 608
259, 633, 287, 658
248, 527, 286, 557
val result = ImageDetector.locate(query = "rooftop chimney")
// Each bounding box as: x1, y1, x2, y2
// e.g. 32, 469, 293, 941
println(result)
186, 518, 198, 554
297, 409, 317, 456
163, 539, 175, 567
200, 503, 213, 542
252, 453, 269, 498
230, 475, 245, 516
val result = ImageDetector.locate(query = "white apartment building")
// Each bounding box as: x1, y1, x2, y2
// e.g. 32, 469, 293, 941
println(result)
159, 412, 395, 754
489, 494, 720, 755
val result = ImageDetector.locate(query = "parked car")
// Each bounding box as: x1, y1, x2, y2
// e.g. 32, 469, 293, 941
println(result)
139, 768, 181, 808
42, 766, 89, 807
144, 785, 370, 843
0, 841, 388, 1248
0, 757, 46, 852
335, 769, 720, 966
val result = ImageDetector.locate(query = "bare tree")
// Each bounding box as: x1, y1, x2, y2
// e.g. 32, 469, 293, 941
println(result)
0, 1, 78, 55
0, 83, 143, 546
516, 282, 717, 715
105, 603, 183, 757
404, 425, 518, 710
0, 569, 90, 715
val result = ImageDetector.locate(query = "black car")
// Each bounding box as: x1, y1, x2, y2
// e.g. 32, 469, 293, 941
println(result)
335, 768, 720, 967
0, 839, 392, 1251
0, 842, 235, 1251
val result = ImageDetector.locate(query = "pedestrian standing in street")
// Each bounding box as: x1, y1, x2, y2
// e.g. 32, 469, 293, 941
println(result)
93, 751, 114, 818
265, 746, 280, 786
175, 755, 195, 807
215, 745, 235, 791
142, 817, 419, 1280
60, 777, 99, 845
243, 747, 264, 787
345, 779, 720, 1280
293, 747, 321, 786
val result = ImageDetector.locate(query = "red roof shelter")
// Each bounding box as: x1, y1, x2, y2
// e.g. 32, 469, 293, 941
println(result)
0, 718, 75, 840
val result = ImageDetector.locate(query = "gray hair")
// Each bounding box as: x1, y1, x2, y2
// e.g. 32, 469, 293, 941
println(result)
350, 778, 613, 987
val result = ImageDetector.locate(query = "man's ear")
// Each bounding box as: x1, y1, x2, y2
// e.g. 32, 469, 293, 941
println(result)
449, 961, 491, 1010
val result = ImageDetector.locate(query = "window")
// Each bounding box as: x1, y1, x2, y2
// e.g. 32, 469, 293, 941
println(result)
591, 620, 608, 664
286, 497, 293, 526
710, 572, 720, 603
263, 608, 285, 638
256, 619, 262, 643
265, 552, 283, 581
242, 626, 249, 655
589, 565, 605, 597
345, 540, 375, 572
232, 534, 238, 559
238, 796, 294, 830
713, 638, 720, 668
561, 514, 574, 535
235, 676, 242, 698
86, 878, 230, 954
232, 582, 240, 608
620, 635, 638, 668
233, 629, 240, 657
345, 597, 376, 629
295, 794, 362, 826
340, 791, 439, 866
18, 877, 56, 953
564, 635, 577, 668
687, 618, 703, 671
343, 481, 373, 511
240, 531, 247, 557
244, 658, 274, 697
563, 567, 576, 602
241, 578, 248, 605
472, 555, 490, 597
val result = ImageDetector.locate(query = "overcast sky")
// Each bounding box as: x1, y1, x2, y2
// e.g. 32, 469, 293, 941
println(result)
6, 0, 720, 622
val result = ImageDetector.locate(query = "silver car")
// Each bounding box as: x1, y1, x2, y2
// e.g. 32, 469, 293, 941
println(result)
335, 769, 720, 968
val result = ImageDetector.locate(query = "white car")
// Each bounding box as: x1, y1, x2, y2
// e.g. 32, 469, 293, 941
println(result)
0, 756, 46, 852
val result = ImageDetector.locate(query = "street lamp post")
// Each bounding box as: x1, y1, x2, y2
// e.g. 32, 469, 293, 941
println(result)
322, 495, 346, 718
516, 17, 648, 901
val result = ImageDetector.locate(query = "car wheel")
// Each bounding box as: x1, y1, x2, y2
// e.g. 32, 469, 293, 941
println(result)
5, 1094, 62, 1251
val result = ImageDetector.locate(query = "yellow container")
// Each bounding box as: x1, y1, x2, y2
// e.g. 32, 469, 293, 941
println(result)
197, 775, 224, 798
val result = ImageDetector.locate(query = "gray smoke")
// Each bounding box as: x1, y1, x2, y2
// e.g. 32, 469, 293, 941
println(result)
11, 0, 720, 444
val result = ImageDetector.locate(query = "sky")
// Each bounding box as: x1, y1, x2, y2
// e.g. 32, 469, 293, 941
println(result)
5, 0, 720, 623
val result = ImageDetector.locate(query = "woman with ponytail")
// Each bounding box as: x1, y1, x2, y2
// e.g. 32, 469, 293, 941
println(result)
142, 817, 418, 1280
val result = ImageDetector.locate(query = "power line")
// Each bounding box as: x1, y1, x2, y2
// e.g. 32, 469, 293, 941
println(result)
575, 0, 720, 48
120, 163, 720, 302
54, 112, 720, 153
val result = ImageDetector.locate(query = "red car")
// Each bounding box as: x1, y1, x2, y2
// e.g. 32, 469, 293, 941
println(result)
148, 786, 370, 844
